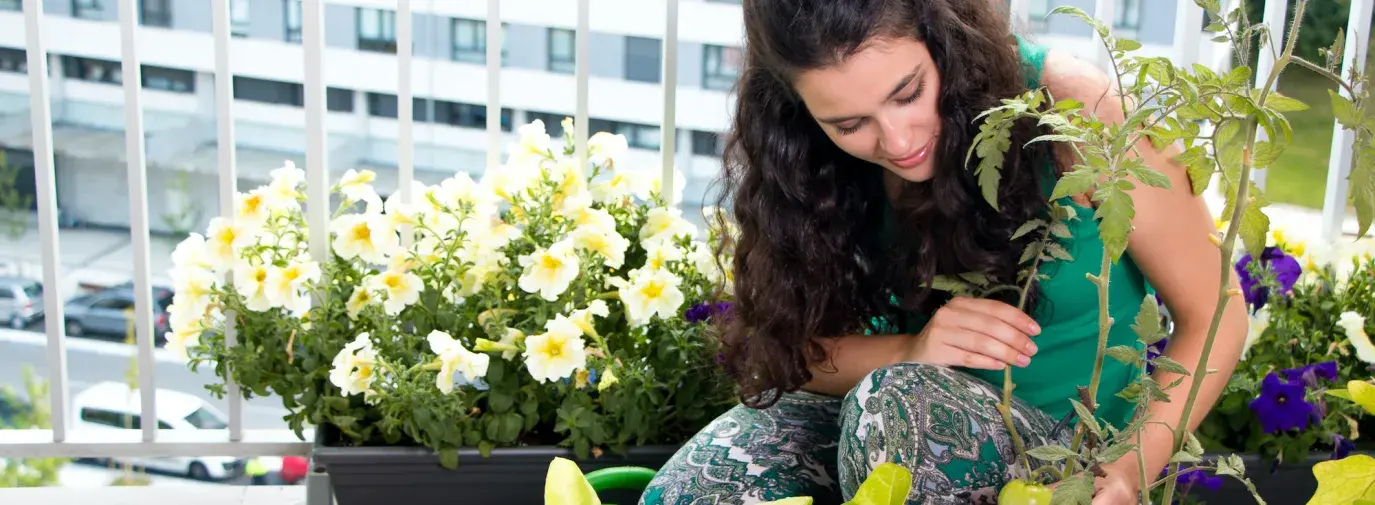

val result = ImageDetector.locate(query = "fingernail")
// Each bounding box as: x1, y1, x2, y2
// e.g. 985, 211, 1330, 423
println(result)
1018, 355, 1031, 366
1029, 323, 1042, 335
1026, 342, 1038, 354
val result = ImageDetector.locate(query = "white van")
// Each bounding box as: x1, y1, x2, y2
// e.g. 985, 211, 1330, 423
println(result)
71, 381, 244, 480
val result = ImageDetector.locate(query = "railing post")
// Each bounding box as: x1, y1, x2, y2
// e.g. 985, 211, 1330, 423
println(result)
1092, 0, 1116, 70
117, 0, 159, 443
211, 0, 243, 442
22, 0, 70, 443
1173, 0, 1204, 68
1321, 0, 1374, 241
1251, 0, 1290, 192
485, 0, 501, 172
400, 0, 414, 206
661, 0, 678, 207
575, 0, 590, 170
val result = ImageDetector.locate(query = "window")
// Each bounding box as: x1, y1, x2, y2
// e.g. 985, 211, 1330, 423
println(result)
357, 8, 397, 53
433, 101, 512, 131
184, 408, 228, 429
366, 92, 431, 121
0, 289, 12, 300
452, 19, 506, 65
0, 47, 26, 74
1114, 0, 1140, 30
1027, 0, 1050, 22
702, 45, 741, 91
61, 56, 122, 85
231, 0, 250, 37
21, 282, 40, 299
691, 130, 725, 157
72, 0, 102, 20
142, 65, 195, 93
327, 87, 354, 113
593, 119, 659, 150
80, 408, 127, 427
140, 0, 171, 27
233, 76, 304, 107
0, 0, 18, 12
624, 36, 662, 84
548, 28, 575, 74
284, 0, 301, 43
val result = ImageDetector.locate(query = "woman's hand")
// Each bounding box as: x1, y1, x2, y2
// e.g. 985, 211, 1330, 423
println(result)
904, 297, 1041, 369
1091, 459, 1145, 505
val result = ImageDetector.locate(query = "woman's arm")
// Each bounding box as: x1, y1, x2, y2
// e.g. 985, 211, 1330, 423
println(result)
803, 333, 913, 397
1043, 50, 1249, 494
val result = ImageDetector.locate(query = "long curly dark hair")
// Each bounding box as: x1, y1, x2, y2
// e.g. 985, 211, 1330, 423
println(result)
712, 0, 1061, 407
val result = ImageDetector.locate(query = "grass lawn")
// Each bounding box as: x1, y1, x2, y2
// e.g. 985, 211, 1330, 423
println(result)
1263, 66, 1345, 210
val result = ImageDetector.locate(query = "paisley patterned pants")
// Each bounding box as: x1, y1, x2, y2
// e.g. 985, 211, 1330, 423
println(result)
639, 364, 1071, 505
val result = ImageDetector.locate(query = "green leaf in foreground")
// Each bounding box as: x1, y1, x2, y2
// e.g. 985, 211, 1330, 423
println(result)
845, 462, 912, 505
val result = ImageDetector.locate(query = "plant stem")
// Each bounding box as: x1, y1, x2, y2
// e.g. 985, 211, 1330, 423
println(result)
1000, 242, 1046, 480
1160, 1, 1305, 501
1288, 56, 1356, 96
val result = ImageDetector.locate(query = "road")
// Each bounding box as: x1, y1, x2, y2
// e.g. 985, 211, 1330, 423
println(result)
0, 328, 292, 430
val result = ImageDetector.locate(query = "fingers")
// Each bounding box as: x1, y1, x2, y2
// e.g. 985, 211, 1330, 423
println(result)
948, 297, 1042, 336
935, 326, 1030, 368
943, 304, 1039, 357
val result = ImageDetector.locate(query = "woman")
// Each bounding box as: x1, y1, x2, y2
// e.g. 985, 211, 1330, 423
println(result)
641, 0, 1249, 503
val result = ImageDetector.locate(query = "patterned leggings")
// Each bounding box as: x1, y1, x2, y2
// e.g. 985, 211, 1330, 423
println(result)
639, 363, 1071, 505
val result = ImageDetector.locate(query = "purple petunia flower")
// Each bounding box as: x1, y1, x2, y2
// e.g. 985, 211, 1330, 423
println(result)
1176, 467, 1224, 492
686, 301, 733, 324
1249, 373, 1316, 434
1282, 361, 1340, 388
1235, 246, 1302, 312
1332, 434, 1356, 460
1146, 337, 1169, 374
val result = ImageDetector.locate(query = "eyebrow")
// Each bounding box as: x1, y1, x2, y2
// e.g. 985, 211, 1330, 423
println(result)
815, 63, 924, 125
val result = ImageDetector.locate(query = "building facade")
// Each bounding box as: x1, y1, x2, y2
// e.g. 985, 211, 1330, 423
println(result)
0, 0, 1199, 233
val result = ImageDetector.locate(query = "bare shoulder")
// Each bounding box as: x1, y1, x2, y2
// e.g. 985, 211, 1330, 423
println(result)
1041, 50, 1125, 123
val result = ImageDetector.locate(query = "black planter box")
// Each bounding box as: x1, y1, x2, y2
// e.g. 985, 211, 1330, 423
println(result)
311, 425, 681, 505
1189, 451, 1372, 504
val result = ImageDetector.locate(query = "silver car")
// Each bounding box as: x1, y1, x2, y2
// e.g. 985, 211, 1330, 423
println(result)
63, 286, 174, 343
0, 276, 44, 330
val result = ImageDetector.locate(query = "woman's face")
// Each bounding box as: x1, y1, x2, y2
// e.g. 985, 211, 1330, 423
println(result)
794, 37, 943, 183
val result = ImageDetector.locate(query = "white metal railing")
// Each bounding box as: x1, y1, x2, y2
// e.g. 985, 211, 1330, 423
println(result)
0, 0, 1369, 502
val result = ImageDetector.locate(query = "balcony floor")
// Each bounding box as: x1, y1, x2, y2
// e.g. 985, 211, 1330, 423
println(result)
0, 486, 306, 505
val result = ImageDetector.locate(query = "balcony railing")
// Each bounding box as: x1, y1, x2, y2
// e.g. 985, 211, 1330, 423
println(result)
1, 0, 1371, 503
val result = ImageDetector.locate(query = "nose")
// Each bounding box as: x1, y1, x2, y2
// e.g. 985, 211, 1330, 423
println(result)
876, 114, 912, 157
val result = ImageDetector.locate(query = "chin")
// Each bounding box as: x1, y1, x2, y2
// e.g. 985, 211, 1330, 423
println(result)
885, 162, 936, 183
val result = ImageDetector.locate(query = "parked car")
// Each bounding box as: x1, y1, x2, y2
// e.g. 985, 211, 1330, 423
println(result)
0, 276, 44, 330
70, 381, 243, 480
62, 285, 174, 343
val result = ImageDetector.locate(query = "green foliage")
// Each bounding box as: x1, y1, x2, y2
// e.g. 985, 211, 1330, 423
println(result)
0, 366, 68, 487
0, 151, 33, 241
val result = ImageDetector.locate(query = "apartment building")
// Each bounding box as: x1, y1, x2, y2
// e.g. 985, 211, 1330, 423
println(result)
0, 0, 1191, 233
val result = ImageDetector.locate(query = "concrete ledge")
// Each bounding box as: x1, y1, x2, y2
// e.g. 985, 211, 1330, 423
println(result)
0, 486, 308, 505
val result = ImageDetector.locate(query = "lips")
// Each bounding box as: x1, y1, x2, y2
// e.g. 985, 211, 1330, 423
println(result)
889, 139, 933, 170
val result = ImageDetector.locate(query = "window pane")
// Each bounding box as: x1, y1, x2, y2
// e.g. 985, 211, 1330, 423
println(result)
327, 88, 354, 113
367, 92, 398, 119
184, 408, 228, 429
624, 36, 662, 83
286, 0, 302, 42
0, 47, 27, 74
0, 0, 19, 11
359, 9, 380, 39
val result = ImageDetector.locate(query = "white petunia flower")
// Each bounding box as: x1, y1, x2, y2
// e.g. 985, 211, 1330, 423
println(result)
171, 233, 216, 273
427, 330, 490, 394
170, 265, 218, 315
618, 268, 685, 327
640, 206, 698, 245
517, 241, 581, 301
568, 300, 609, 338
264, 259, 320, 316
329, 333, 379, 397
330, 213, 400, 265
1338, 311, 1375, 363
591, 169, 653, 204
522, 315, 587, 383
205, 218, 254, 272
233, 188, 275, 228
370, 268, 423, 315
266, 161, 305, 206
558, 192, 617, 234
588, 132, 628, 169
688, 242, 723, 282
232, 261, 274, 312
641, 240, 685, 273
337, 169, 380, 204
569, 225, 630, 269
346, 283, 375, 320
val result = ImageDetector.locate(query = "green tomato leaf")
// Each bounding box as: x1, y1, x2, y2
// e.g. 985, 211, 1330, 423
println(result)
846, 462, 912, 505
1095, 183, 1135, 261
1266, 93, 1309, 112
1175, 146, 1213, 195
1069, 399, 1103, 438
1052, 169, 1097, 202
1097, 442, 1136, 465
1331, 89, 1362, 129
1012, 219, 1045, 240
1307, 454, 1375, 505
1150, 355, 1191, 376
1253, 140, 1284, 168
1027, 444, 1080, 462
1106, 345, 1143, 367
1240, 198, 1271, 260
1132, 294, 1163, 345
1114, 38, 1142, 52
1045, 243, 1074, 262
1126, 163, 1172, 190
1052, 473, 1094, 505
1049, 221, 1072, 239
1170, 450, 1202, 464
1353, 142, 1375, 238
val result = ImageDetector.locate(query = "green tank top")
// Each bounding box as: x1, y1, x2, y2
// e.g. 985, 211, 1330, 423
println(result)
876, 38, 1151, 430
